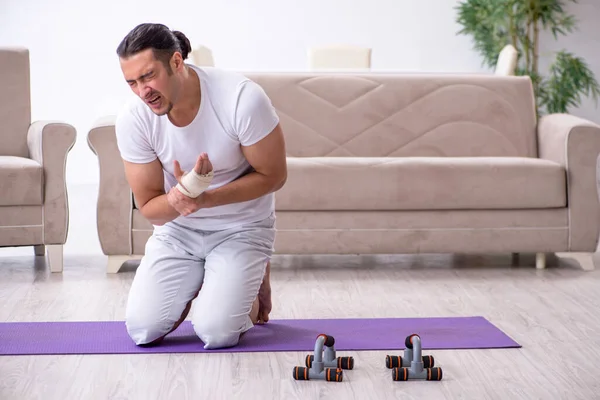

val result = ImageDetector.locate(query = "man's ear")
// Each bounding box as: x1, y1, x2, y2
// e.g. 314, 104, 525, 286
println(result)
171, 52, 184, 71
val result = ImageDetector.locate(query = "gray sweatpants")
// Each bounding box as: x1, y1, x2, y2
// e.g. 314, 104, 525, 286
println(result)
125, 212, 276, 349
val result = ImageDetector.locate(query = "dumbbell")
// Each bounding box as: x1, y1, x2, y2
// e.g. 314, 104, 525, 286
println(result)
390, 334, 443, 381
385, 333, 435, 369
293, 334, 345, 382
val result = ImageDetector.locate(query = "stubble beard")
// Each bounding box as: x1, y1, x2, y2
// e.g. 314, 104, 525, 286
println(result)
154, 101, 173, 116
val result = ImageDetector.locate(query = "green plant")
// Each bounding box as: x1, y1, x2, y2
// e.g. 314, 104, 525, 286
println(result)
455, 0, 599, 116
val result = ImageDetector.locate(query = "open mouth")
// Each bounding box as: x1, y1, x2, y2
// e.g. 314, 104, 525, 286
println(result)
147, 94, 161, 106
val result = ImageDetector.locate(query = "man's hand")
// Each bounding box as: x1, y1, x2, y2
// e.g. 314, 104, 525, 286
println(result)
166, 186, 203, 216
174, 152, 213, 193
167, 153, 213, 216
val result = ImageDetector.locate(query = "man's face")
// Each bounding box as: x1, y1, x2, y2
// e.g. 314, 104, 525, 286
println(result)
120, 48, 179, 116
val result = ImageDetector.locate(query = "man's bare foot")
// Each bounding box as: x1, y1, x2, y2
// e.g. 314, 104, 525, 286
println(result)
249, 262, 272, 325
250, 296, 260, 324
257, 262, 272, 324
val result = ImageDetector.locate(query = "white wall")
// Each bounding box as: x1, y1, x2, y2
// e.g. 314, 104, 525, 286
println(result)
1, 0, 598, 185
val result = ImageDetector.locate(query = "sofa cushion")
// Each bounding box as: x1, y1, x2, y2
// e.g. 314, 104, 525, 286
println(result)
275, 157, 566, 210
0, 156, 43, 206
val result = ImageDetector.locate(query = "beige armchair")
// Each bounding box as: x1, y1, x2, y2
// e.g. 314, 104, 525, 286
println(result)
0, 47, 77, 272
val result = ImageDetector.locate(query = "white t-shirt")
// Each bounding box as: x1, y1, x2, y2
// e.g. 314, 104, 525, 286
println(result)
115, 65, 280, 231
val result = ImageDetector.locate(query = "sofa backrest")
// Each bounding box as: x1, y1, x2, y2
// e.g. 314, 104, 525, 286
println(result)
0, 47, 31, 158
246, 73, 538, 158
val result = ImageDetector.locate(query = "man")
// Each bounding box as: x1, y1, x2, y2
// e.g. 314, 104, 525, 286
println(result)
114, 23, 287, 349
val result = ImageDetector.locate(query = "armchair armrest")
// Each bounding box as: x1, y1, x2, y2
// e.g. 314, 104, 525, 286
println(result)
87, 116, 134, 256
27, 120, 76, 245
537, 113, 600, 251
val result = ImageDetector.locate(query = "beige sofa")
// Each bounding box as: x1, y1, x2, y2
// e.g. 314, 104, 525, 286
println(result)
0, 47, 77, 272
87, 72, 600, 273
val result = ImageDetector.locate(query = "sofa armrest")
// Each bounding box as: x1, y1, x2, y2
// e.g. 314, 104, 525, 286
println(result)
537, 113, 600, 251
87, 116, 134, 256
27, 120, 76, 245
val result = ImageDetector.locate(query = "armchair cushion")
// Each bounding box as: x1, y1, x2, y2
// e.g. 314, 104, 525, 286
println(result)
0, 156, 42, 205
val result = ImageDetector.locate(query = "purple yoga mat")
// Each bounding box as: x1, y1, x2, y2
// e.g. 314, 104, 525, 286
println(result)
0, 316, 520, 356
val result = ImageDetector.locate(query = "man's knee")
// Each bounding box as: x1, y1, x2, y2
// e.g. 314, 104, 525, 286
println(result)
192, 312, 249, 349
125, 312, 174, 346
123, 233, 203, 346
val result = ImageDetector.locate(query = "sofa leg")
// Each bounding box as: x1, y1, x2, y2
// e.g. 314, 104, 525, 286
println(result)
555, 252, 597, 271
535, 252, 546, 269
47, 245, 63, 273
107, 255, 142, 274
34, 245, 45, 256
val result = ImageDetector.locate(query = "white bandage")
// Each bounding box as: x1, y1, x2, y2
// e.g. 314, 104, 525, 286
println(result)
176, 170, 214, 198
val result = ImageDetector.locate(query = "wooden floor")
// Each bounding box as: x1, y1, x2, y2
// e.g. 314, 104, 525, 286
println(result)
1, 185, 600, 400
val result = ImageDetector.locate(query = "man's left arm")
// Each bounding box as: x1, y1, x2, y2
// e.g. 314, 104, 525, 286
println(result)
200, 81, 287, 208
201, 124, 287, 208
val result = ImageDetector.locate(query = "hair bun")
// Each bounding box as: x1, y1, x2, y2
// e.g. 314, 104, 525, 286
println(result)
172, 30, 191, 60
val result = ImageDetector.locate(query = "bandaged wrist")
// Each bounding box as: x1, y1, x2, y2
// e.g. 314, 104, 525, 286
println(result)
176, 170, 214, 198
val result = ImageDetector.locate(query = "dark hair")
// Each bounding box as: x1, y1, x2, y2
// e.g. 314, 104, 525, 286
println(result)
116, 23, 192, 67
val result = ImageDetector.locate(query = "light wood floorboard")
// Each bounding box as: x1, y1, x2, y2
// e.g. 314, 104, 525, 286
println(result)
1, 253, 600, 400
